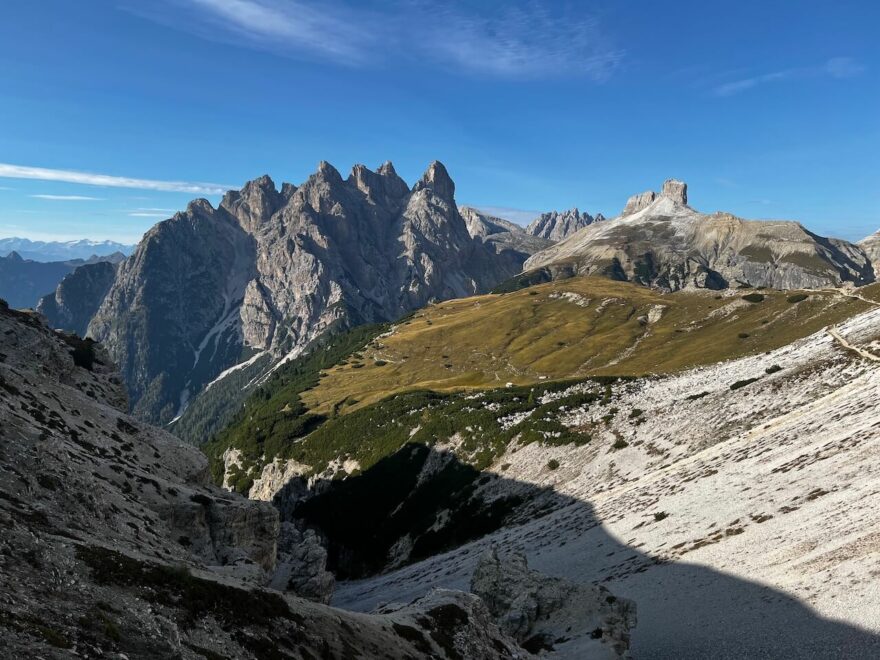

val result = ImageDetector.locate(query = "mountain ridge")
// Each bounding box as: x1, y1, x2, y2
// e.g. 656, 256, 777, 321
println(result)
84, 160, 519, 423
524, 179, 875, 291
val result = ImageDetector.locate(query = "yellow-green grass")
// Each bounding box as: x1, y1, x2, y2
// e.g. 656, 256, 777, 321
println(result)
303, 278, 878, 414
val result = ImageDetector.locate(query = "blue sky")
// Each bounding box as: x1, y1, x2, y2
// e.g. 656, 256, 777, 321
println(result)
0, 0, 877, 243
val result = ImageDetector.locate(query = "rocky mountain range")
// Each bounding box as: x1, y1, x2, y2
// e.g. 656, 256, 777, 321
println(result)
525, 179, 876, 291
526, 208, 604, 241
0, 250, 125, 309
30, 168, 879, 430
0, 237, 134, 262
80, 161, 520, 423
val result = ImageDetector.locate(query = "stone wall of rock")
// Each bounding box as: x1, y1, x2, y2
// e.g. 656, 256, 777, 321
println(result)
472, 547, 636, 658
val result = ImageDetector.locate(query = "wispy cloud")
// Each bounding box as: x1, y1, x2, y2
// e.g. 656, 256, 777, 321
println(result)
31, 194, 104, 201
124, 0, 622, 80
713, 57, 865, 96
411, 3, 622, 79
123, 206, 177, 218
0, 163, 231, 194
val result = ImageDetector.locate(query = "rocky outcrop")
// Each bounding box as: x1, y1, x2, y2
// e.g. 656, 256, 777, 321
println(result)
527, 208, 603, 241
472, 547, 636, 658
36, 260, 118, 336
88, 161, 517, 424
525, 179, 874, 291
271, 522, 335, 603
661, 178, 687, 205
858, 229, 880, 276
0, 301, 528, 659
621, 191, 657, 216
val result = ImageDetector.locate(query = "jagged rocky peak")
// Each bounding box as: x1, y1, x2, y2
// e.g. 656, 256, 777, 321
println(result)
414, 160, 455, 199
662, 178, 688, 205
527, 207, 599, 241
349, 161, 409, 202
280, 181, 297, 199
222, 174, 283, 232
7, 250, 23, 262
315, 159, 343, 182
620, 178, 688, 216
82, 158, 518, 425
186, 197, 215, 215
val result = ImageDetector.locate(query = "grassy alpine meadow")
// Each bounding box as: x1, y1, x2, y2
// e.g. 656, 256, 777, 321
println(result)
301, 277, 875, 415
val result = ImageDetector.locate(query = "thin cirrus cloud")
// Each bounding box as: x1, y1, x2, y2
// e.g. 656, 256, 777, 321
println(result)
0, 163, 231, 195
31, 194, 105, 201
124, 0, 623, 80
714, 57, 865, 96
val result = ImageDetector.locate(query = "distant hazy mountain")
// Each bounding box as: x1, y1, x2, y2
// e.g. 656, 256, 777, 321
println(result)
84, 161, 519, 424
0, 237, 134, 262
525, 179, 875, 291
0, 250, 126, 309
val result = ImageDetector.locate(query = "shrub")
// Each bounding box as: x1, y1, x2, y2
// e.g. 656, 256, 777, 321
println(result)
546, 459, 560, 470
629, 408, 644, 419
612, 438, 628, 450
653, 511, 669, 522
374, 359, 388, 367
738, 332, 750, 339
787, 293, 808, 303
741, 293, 765, 303
765, 364, 782, 374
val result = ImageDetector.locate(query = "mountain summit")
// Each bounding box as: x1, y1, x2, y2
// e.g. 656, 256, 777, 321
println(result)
83, 161, 519, 423
525, 179, 874, 291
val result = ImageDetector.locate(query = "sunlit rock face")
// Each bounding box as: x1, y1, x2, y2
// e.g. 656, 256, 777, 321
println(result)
86, 161, 517, 423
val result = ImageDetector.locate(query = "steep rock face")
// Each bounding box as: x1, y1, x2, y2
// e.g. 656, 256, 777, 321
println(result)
0, 303, 531, 659
472, 547, 636, 658
36, 260, 118, 336
858, 229, 880, 276
525, 180, 874, 291
89, 161, 516, 424
87, 199, 255, 422
527, 208, 603, 241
